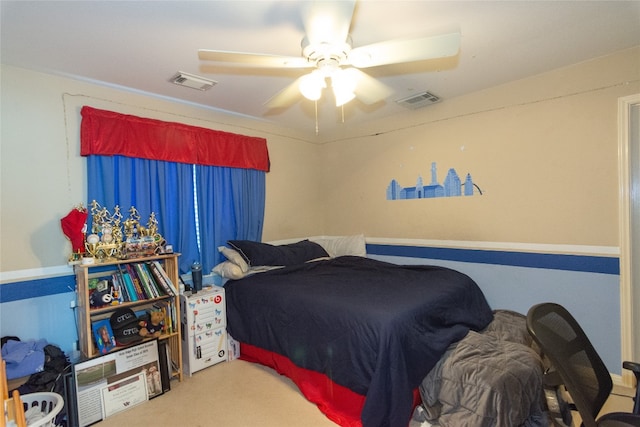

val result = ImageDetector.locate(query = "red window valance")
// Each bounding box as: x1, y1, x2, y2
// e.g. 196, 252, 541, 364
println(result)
80, 106, 270, 172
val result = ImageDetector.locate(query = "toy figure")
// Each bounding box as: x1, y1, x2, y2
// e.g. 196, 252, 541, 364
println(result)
138, 310, 165, 338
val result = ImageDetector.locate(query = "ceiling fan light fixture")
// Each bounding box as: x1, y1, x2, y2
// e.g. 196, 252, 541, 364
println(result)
299, 71, 326, 101
198, 0, 462, 127
331, 68, 358, 106
333, 89, 356, 107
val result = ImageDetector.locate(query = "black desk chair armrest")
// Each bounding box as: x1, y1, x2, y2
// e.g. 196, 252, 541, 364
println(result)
623, 361, 640, 415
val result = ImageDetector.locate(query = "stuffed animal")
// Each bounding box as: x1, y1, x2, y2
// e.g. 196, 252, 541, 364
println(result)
138, 310, 165, 338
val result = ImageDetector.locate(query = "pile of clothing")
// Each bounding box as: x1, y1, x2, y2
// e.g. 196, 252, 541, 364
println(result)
1, 336, 70, 425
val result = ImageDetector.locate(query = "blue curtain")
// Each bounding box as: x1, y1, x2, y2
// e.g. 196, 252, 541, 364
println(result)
87, 155, 264, 274
87, 155, 199, 273
196, 165, 265, 272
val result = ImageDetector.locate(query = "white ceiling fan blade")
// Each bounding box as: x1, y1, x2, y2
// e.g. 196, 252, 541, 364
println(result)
263, 76, 305, 109
302, 0, 356, 45
198, 50, 313, 69
348, 32, 461, 68
349, 69, 393, 105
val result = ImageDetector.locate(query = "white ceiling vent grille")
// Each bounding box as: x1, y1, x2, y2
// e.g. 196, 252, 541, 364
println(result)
395, 91, 441, 109
170, 71, 217, 91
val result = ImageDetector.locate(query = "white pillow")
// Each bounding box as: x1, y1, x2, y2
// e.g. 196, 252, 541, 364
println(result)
310, 235, 367, 258
212, 261, 246, 280
218, 246, 249, 272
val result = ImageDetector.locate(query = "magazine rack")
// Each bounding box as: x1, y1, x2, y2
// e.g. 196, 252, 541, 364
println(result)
75, 253, 182, 381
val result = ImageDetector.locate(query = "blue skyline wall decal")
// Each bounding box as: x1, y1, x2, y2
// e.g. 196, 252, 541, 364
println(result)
386, 162, 481, 200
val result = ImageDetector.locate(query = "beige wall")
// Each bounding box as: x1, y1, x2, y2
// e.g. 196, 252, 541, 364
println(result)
1, 46, 639, 272
262, 137, 324, 241
321, 47, 640, 246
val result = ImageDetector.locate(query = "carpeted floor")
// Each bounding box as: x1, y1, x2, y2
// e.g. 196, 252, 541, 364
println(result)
95, 359, 635, 427
96, 359, 337, 427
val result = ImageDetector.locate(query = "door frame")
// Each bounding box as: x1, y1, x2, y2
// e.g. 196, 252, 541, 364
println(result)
618, 93, 639, 387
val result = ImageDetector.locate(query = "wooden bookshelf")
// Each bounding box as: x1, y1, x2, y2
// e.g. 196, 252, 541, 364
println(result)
75, 253, 183, 381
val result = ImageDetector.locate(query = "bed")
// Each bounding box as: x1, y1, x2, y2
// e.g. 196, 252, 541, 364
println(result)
216, 238, 495, 427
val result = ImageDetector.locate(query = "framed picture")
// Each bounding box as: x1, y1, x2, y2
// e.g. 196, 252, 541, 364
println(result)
124, 236, 157, 259
101, 371, 148, 418
73, 340, 164, 427
92, 319, 116, 355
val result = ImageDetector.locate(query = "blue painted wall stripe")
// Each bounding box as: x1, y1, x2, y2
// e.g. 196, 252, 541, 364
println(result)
1, 275, 76, 303
0, 264, 128, 303
0, 245, 619, 303
366, 244, 620, 275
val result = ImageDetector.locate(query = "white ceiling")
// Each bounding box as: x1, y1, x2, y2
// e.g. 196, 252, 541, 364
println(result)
2, 1, 639, 139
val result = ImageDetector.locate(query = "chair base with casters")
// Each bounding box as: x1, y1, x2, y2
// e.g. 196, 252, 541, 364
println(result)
526, 303, 640, 427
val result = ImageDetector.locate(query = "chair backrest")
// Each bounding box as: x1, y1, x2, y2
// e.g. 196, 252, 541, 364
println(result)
527, 303, 612, 427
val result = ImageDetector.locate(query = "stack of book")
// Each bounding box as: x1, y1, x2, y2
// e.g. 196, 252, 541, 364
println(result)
110, 261, 178, 303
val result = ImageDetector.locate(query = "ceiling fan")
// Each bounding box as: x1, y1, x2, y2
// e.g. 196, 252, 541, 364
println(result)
198, 1, 460, 110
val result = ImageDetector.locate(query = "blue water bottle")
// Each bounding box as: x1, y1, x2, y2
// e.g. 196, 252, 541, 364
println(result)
191, 261, 203, 293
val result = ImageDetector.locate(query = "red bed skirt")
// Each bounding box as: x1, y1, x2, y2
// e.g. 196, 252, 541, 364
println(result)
239, 342, 420, 427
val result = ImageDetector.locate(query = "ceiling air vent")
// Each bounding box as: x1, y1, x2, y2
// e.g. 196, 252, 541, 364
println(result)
395, 91, 441, 109
170, 71, 217, 91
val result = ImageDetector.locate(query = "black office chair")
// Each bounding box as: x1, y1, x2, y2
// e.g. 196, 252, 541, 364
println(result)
527, 302, 640, 427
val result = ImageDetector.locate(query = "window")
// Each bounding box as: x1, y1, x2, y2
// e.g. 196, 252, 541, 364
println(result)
81, 106, 269, 273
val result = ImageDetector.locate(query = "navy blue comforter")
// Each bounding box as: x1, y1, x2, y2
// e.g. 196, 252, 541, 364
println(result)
225, 256, 493, 427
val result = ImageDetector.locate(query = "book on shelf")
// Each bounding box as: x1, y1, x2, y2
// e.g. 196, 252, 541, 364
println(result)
116, 264, 138, 302
92, 318, 116, 355
144, 262, 165, 296
167, 303, 175, 333
134, 263, 158, 299
145, 263, 164, 297
110, 273, 123, 304
151, 260, 178, 296
147, 261, 174, 297
125, 263, 147, 299
112, 272, 127, 303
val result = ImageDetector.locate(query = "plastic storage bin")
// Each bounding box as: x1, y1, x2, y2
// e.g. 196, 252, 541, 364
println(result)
21, 392, 63, 427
